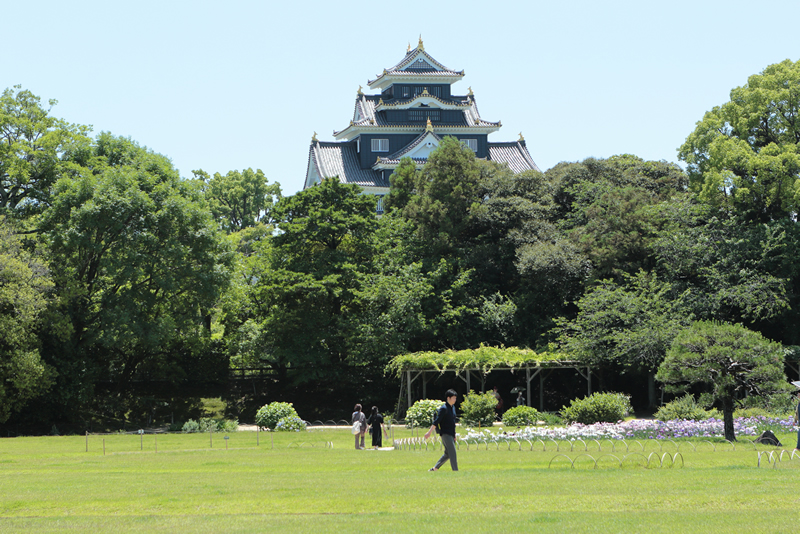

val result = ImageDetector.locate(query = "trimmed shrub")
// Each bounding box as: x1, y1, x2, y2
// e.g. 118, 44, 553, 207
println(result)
561, 392, 632, 424
198, 417, 218, 432
182, 419, 200, 433
502, 406, 540, 427
539, 412, 564, 426
275, 416, 307, 432
255, 402, 299, 430
738, 393, 795, 415
216, 419, 239, 432
655, 394, 710, 421
460, 390, 498, 427
182, 418, 239, 433
405, 399, 442, 428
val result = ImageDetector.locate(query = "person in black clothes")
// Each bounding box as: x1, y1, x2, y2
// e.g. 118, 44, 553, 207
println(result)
367, 406, 388, 449
424, 389, 458, 471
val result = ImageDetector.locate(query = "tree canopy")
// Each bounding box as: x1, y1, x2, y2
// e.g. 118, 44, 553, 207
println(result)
656, 321, 790, 441
679, 59, 800, 221
0, 216, 54, 422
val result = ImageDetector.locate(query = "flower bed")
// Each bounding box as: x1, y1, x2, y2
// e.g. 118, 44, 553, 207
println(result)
460, 416, 795, 442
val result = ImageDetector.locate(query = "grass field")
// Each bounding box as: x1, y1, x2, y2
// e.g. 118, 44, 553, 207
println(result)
1, 427, 798, 533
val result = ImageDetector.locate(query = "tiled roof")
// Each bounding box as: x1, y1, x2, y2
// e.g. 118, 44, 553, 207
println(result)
309, 141, 390, 188
487, 142, 541, 174
390, 46, 453, 72
368, 46, 464, 86
386, 131, 443, 161
354, 95, 386, 125
336, 94, 498, 136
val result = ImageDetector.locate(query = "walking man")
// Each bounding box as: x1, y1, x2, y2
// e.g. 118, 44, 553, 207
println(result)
424, 389, 458, 471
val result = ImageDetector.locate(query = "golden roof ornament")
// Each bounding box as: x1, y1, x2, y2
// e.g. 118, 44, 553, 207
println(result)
407, 42, 411, 53
468, 86, 474, 96
425, 117, 433, 132
418, 35, 424, 51
357, 85, 363, 95
422, 88, 429, 95
376, 156, 381, 164
378, 98, 383, 106
312, 132, 318, 143
519, 132, 525, 141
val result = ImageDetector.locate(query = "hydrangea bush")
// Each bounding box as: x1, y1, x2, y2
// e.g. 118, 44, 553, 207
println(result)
255, 402, 300, 430
405, 399, 442, 428
274, 416, 307, 432
181, 418, 239, 433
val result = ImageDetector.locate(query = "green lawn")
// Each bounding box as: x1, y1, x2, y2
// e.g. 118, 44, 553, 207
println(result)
0, 428, 798, 533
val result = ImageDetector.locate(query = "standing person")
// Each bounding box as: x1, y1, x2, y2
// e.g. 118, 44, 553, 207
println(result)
368, 406, 388, 449
492, 386, 504, 418
352, 404, 367, 450
424, 389, 459, 471
795, 389, 800, 450
516, 391, 525, 407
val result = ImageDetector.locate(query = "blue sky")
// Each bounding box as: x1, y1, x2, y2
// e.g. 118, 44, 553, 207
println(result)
4, 0, 799, 195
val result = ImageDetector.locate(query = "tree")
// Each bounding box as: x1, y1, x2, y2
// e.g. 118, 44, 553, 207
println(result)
222, 178, 377, 381
553, 270, 692, 405
656, 321, 789, 441
549, 155, 687, 279
679, 59, 800, 222
651, 203, 791, 325
37, 133, 232, 424
195, 168, 281, 233
0, 86, 92, 216
0, 216, 54, 422
402, 136, 482, 254
384, 157, 417, 213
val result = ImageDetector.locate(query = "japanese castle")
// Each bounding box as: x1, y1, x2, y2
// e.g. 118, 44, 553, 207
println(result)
304, 38, 540, 212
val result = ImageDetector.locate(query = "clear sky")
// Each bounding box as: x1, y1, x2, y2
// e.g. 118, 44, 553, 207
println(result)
4, 0, 799, 196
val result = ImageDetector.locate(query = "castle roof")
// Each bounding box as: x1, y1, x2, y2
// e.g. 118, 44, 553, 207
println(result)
488, 141, 541, 174
367, 39, 465, 90
305, 141, 391, 189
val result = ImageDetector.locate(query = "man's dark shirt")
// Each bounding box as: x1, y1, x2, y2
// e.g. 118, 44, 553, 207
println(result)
433, 402, 456, 436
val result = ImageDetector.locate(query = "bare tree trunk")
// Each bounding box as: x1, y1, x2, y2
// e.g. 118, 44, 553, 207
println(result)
722, 397, 736, 441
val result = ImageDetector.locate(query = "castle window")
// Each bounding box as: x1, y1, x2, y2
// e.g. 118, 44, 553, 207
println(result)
463, 139, 478, 152
409, 110, 425, 122
371, 138, 389, 152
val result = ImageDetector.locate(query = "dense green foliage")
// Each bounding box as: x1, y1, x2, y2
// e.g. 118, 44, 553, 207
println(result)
459, 390, 498, 427
560, 392, 632, 424
502, 405, 541, 427
654, 394, 715, 422
387, 346, 573, 376
181, 417, 239, 433
255, 402, 300, 430
0, 216, 54, 422
679, 59, 800, 222
5, 59, 800, 432
405, 399, 441, 428
656, 321, 790, 440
